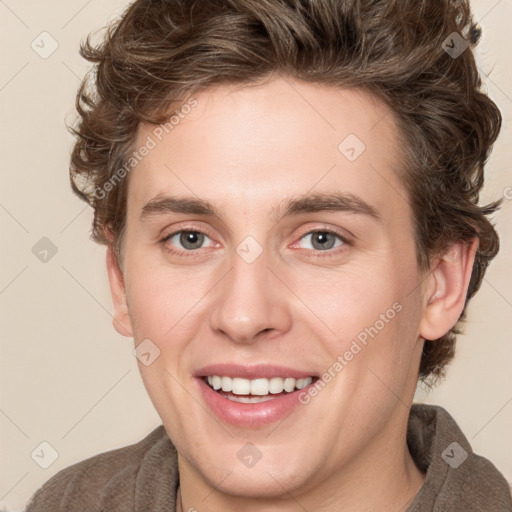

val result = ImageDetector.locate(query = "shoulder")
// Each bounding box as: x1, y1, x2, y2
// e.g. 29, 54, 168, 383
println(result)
407, 403, 512, 511
25, 425, 176, 512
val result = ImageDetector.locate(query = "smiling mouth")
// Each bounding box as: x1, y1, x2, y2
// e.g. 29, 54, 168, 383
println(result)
202, 375, 318, 403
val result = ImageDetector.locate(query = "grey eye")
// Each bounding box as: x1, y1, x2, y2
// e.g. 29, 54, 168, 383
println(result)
170, 231, 209, 250
300, 231, 344, 251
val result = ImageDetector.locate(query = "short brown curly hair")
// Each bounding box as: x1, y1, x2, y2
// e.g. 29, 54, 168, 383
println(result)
68, 0, 502, 383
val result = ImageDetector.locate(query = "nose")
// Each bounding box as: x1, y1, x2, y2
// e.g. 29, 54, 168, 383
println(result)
208, 241, 292, 345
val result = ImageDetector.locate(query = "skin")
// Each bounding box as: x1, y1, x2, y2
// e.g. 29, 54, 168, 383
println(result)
106, 75, 477, 511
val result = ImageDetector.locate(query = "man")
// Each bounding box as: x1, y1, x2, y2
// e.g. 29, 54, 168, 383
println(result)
26, 0, 512, 510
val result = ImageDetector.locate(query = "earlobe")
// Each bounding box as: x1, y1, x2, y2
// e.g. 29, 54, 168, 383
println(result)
419, 238, 479, 341
106, 245, 133, 337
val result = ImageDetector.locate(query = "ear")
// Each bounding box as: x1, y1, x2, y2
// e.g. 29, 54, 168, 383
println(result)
419, 238, 479, 341
106, 245, 133, 337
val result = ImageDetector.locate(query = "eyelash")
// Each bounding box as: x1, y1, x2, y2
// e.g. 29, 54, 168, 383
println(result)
159, 226, 350, 259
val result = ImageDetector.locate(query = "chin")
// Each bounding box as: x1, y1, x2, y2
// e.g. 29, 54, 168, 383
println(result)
204, 464, 309, 499
185, 442, 317, 499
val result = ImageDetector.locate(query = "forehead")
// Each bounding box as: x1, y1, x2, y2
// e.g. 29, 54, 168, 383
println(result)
126, 77, 407, 223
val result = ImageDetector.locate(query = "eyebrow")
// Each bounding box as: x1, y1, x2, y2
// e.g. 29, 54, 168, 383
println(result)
139, 192, 382, 223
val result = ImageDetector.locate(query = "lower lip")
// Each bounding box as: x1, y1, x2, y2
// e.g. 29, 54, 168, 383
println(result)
197, 378, 315, 427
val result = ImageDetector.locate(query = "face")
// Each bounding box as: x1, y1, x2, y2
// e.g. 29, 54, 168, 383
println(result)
109, 77, 430, 498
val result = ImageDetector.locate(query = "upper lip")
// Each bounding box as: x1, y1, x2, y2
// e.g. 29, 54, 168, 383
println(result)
195, 363, 318, 380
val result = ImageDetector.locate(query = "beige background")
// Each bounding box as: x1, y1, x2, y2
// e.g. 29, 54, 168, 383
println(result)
0, 0, 511, 510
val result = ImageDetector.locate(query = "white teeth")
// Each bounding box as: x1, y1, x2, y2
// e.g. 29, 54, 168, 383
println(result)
226, 394, 275, 403
204, 376, 313, 396
296, 378, 311, 390
284, 377, 296, 392
269, 377, 284, 394
232, 377, 251, 395
250, 378, 269, 395
221, 376, 233, 392
212, 375, 222, 390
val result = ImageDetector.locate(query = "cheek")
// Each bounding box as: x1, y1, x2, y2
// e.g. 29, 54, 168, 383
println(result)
299, 254, 422, 367
124, 247, 214, 341
295, 264, 401, 336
